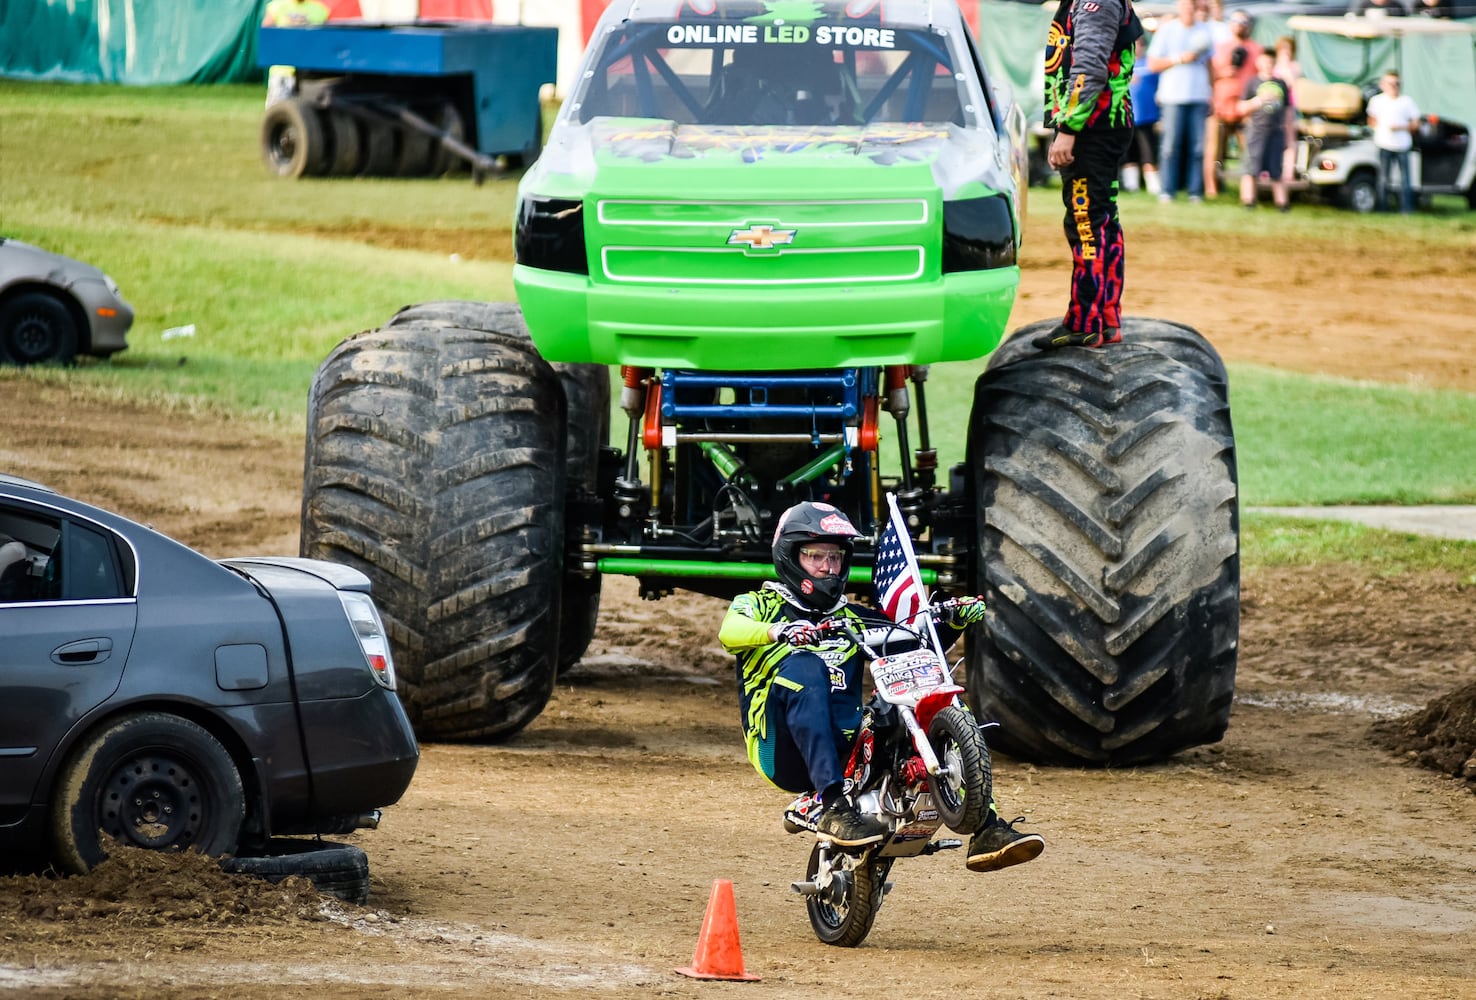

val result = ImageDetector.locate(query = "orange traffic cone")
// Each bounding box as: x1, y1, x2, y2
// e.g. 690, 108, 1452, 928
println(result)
674, 878, 761, 981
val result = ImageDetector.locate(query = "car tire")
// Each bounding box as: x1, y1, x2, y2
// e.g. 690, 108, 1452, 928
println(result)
50, 712, 245, 874
220, 838, 371, 905
1340, 170, 1379, 214
0, 291, 80, 366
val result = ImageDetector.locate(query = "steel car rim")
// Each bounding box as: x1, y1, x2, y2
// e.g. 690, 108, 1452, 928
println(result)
13, 314, 54, 360
99, 751, 208, 851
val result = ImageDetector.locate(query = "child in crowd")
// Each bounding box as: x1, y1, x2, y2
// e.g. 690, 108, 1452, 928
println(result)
1237, 49, 1292, 211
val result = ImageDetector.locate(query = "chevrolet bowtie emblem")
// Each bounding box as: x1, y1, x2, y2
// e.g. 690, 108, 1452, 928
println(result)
728, 224, 795, 250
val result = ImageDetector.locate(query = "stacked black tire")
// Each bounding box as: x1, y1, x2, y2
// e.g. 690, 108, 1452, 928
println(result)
261, 95, 468, 179
965, 318, 1240, 767
301, 302, 607, 742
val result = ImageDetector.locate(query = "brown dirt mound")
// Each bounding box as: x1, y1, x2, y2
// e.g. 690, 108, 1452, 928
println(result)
1372, 681, 1476, 793
0, 844, 327, 943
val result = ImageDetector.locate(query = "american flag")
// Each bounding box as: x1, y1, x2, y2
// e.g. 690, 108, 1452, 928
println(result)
873, 493, 941, 648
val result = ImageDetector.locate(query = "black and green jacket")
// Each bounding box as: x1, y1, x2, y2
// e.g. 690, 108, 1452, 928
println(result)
1044, 0, 1143, 134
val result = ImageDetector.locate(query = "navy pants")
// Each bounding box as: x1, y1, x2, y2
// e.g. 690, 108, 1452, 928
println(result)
755, 651, 861, 799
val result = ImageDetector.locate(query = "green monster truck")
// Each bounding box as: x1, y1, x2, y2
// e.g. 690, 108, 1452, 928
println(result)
301, 0, 1239, 766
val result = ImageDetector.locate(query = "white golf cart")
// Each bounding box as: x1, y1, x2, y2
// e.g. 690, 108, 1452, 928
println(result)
1289, 15, 1476, 213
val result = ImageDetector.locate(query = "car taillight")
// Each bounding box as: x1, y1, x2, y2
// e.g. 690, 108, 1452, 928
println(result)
338, 590, 397, 690
515, 196, 588, 274
942, 194, 1017, 273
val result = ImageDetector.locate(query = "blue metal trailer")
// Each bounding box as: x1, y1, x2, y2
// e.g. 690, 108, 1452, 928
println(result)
258, 22, 557, 180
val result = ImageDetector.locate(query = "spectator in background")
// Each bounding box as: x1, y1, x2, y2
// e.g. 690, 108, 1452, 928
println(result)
263, 0, 331, 108
1237, 49, 1292, 212
1273, 36, 1302, 182
1414, 0, 1454, 15
1272, 35, 1301, 83
1352, 0, 1410, 15
1123, 35, 1162, 195
1205, 10, 1262, 198
1197, 0, 1227, 40
1366, 70, 1422, 213
1147, 0, 1214, 202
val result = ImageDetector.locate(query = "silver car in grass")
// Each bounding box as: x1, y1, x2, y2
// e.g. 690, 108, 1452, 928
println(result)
0, 238, 134, 365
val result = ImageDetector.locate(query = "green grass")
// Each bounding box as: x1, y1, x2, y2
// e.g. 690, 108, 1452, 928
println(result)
3, 81, 523, 419
4, 79, 1474, 543
1244, 514, 1476, 580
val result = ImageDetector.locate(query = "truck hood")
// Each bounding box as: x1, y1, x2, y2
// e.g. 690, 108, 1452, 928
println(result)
526, 117, 1013, 201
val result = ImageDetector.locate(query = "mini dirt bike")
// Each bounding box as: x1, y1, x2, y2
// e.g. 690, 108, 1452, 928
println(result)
786, 598, 992, 946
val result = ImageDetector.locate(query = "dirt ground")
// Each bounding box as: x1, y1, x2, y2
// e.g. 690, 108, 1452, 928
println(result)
3, 219, 1476, 999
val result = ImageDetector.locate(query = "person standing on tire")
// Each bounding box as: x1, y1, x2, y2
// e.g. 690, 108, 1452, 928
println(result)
1036, 0, 1144, 349
718, 501, 1044, 872
262, 0, 331, 108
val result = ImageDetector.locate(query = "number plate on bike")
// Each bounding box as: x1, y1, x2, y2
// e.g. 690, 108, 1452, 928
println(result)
872, 648, 947, 697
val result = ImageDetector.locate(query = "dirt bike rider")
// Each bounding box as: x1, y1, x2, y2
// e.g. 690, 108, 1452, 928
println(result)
719, 501, 1046, 871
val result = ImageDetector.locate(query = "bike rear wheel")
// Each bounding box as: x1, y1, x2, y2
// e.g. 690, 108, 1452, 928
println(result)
925, 705, 992, 835
804, 843, 888, 947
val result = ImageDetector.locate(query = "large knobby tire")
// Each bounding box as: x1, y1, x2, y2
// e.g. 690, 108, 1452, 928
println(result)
383, 301, 609, 674
50, 712, 245, 873
966, 317, 1239, 766
0, 291, 80, 366
805, 845, 887, 947
221, 838, 371, 905
925, 705, 992, 835
302, 302, 568, 742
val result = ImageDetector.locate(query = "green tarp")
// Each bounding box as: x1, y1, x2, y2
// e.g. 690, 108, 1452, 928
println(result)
0, 0, 266, 84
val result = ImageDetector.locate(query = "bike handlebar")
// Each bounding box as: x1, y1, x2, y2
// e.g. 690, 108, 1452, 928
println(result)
784, 596, 984, 651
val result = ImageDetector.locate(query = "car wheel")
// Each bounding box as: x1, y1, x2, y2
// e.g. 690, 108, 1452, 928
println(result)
50, 712, 245, 874
221, 838, 371, 905
1341, 171, 1379, 214
0, 291, 80, 366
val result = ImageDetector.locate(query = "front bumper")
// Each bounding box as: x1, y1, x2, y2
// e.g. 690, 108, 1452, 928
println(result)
72, 277, 134, 355
515, 264, 1019, 368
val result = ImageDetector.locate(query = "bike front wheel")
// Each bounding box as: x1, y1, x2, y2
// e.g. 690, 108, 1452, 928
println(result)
805, 844, 888, 947
926, 704, 992, 835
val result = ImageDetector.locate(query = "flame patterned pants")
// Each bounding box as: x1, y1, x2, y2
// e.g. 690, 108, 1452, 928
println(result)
1059, 127, 1132, 335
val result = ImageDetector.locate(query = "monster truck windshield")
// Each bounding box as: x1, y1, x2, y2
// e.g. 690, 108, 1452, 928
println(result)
570, 21, 975, 128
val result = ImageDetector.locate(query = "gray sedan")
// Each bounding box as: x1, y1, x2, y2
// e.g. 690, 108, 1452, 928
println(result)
0, 238, 134, 365
0, 474, 419, 883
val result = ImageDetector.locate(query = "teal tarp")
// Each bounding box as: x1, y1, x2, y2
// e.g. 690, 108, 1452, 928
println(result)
0, 0, 267, 84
